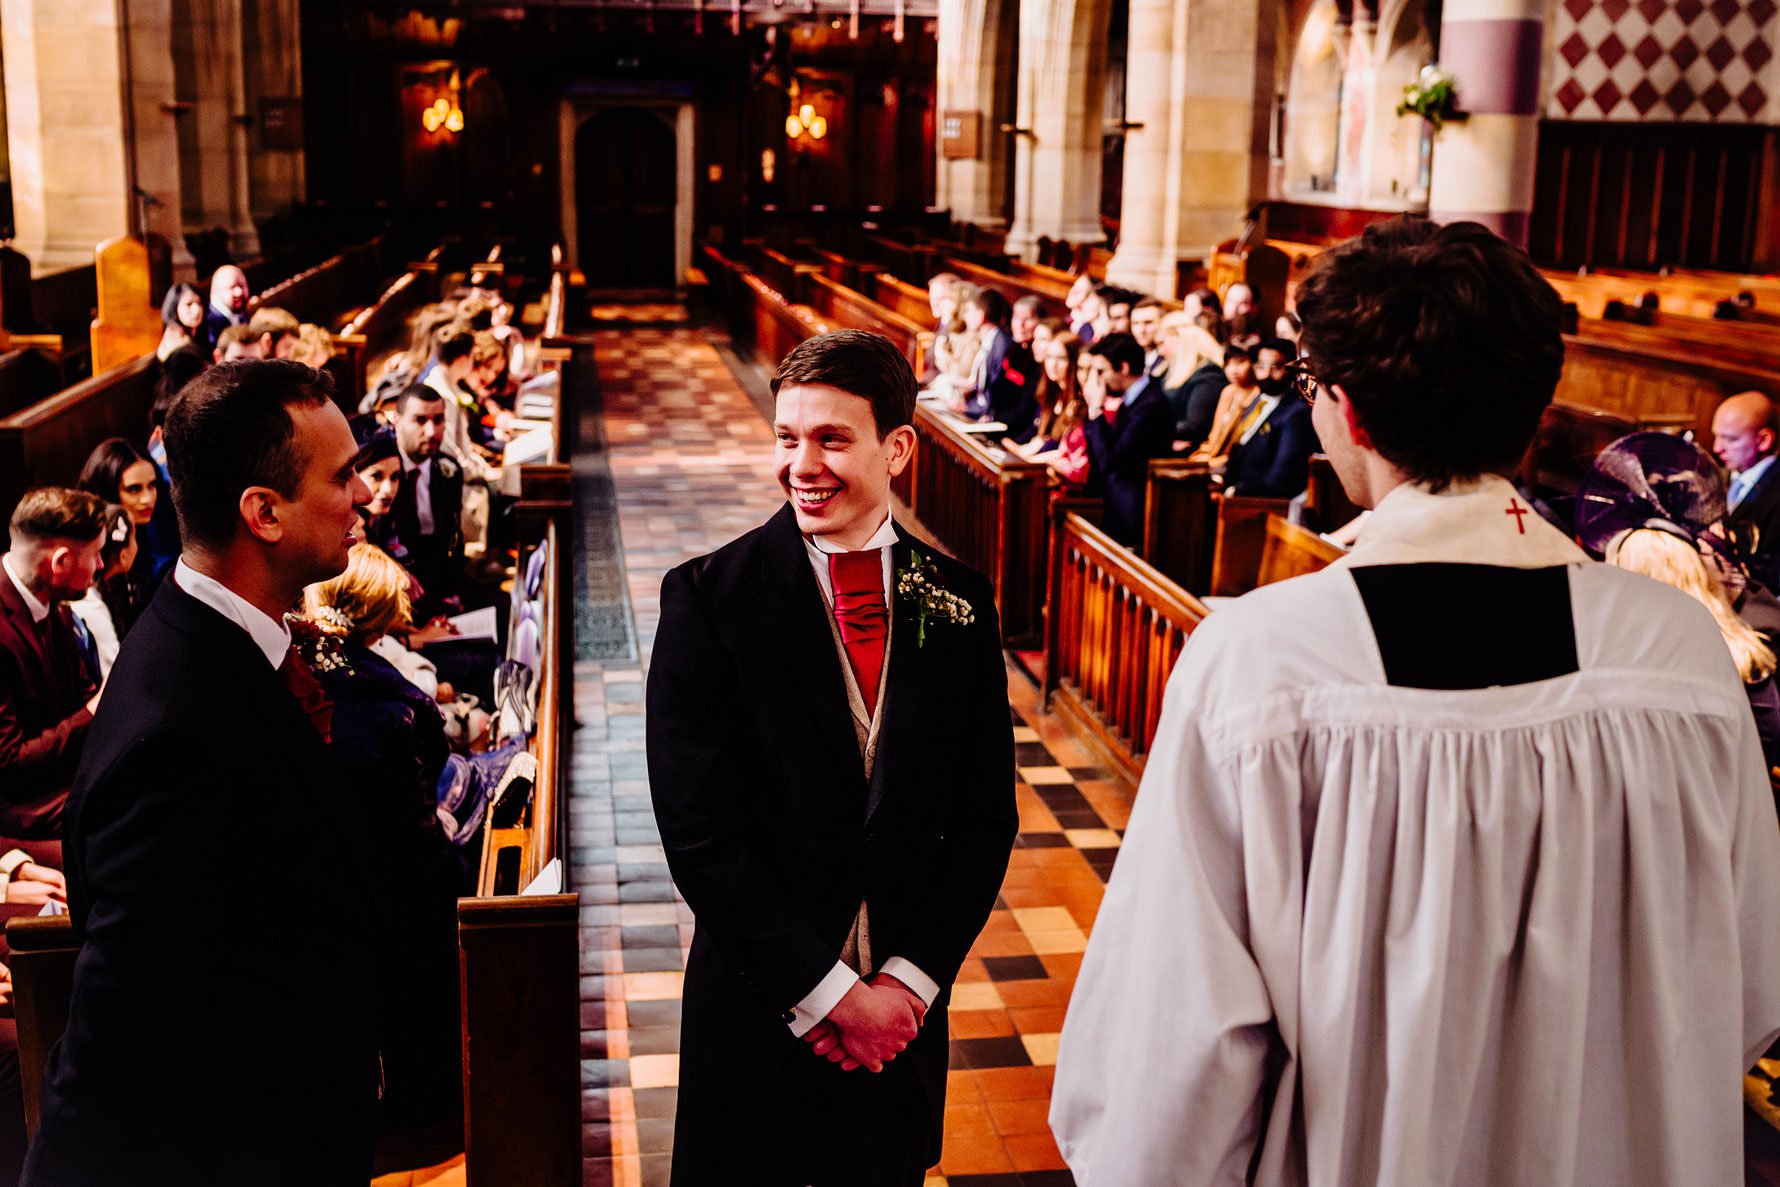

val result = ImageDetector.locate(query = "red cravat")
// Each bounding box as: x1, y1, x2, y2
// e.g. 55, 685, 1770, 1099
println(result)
829, 550, 888, 717
278, 646, 334, 745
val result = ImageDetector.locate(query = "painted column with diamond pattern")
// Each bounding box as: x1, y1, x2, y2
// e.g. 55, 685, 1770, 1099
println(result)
1428, 0, 1546, 245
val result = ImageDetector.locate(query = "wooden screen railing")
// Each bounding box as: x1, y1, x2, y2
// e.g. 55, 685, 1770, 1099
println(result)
896, 404, 1049, 649
1257, 515, 1346, 585
1044, 509, 1209, 784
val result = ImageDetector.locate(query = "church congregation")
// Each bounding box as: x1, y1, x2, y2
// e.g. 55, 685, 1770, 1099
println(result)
8, 0, 1780, 1182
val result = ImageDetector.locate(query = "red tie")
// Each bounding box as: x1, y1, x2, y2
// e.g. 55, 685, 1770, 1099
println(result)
279, 645, 334, 746
829, 550, 888, 717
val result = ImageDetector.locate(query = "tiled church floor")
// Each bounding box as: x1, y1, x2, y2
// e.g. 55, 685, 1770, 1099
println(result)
570, 325, 1125, 1186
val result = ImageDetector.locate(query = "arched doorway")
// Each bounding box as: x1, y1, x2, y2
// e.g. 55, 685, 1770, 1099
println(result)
575, 109, 676, 289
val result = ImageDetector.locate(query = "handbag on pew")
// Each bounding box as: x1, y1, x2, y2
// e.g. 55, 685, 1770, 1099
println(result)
494, 657, 538, 741
486, 749, 538, 831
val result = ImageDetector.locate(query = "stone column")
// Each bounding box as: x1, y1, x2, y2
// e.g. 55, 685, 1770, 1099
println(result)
935, 0, 1015, 231
1427, 0, 1544, 245
174, 0, 260, 258
123, 0, 195, 278
1104, 0, 1272, 297
1004, 0, 1111, 259
1, 0, 132, 273
241, 0, 305, 234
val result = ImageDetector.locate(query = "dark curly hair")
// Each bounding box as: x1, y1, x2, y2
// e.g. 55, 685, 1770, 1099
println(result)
1294, 217, 1565, 491
771, 330, 916, 439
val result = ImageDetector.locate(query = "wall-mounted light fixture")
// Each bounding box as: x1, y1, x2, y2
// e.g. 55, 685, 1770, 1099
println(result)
423, 96, 464, 134
786, 102, 827, 140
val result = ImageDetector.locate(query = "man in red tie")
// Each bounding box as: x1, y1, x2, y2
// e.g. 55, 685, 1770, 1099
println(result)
648, 330, 1018, 1186
26, 360, 383, 1186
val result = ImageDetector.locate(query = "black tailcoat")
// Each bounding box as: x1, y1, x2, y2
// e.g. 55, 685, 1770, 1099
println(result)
22, 579, 381, 1187
646, 505, 1017, 1185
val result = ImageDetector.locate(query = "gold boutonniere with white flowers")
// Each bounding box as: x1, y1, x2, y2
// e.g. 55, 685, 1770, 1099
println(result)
288, 611, 352, 675
895, 549, 976, 647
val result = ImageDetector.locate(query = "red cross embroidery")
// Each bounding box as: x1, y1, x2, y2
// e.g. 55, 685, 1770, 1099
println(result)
1506, 499, 1529, 534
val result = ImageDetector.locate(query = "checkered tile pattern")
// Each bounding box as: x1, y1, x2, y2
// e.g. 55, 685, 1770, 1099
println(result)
1547, 0, 1779, 119
568, 323, 1132, 1185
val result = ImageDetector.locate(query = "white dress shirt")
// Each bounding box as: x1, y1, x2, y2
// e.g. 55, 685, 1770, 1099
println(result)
68, 588, 120, 677
1, 555, 49, 624
173, 558, 290, 668
1731, 453, 1776, 511
787, 512, 940, 1036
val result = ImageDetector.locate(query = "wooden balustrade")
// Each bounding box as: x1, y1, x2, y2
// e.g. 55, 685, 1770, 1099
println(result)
895, 404, 1049, 648
1044, 509, 1209, 784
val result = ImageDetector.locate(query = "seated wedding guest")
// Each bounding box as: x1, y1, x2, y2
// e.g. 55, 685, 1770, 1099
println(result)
288, 322, 335, 369
424, 328, 500, 485
77, 438, 161, 636
68, 506, 135, 682
489, 294, 533, 382
156, 283, 205, 361
1182, 286, 1220, 324
1276, 310, 1302, 345
468, 331, 516, 438
301, 543, 467, 1131
25, 359, 381, 1186
1074, 285, 1110, 344
1031, 316, 1065, 362
1186, 342, 1260, 466
374, 386, 465, 615
212, 322, 265, 364
246, 306, 301, 360
1129, 298, 1165, 377
1010, 334, 1090, 488
1221, 337, 1315, 498
926, 287, 980, 402
1222, 282, 1258, 338
367, 302, 460, 412
1083, 333, 1173, 547
1157, 311, 1229, 446
922, 273, 963, 384
955, 288, 1037, 441
1011, 295, 1046, 350
0, 488, 106, 838
199, 263, 249, 354
1715, 391, 1780, 592
1104, 289, 1134, 337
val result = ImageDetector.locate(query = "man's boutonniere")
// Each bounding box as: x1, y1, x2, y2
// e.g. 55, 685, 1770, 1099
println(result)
286, 614, 351, 675
895, 549, 975, 647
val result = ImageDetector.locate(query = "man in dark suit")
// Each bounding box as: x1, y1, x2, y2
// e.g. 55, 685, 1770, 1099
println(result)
958, 289, 1038, 441
374, 384, 465, 616
1082, 331, 1175, 547
1715, 390, 1780, 591
1223, 338, 1317, 499
198, 264, 249, 356
648, 330, 1017, 1186
24, 360, 382, 1187
0, 488, 107, 838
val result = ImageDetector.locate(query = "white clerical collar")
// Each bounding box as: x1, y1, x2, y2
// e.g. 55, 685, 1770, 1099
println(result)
804, 513, 898, 555
173, 558, 292, 668
1, 555, 49, 624
1332, 474, 1587, 571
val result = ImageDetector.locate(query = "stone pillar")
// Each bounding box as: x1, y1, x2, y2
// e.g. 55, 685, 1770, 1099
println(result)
1104, 0, 1272, 297
124, 0, 195, 279
174, 0, 260, 259
936, 0, 1015, 231
1004, 0, 1111, 259
1, 0, 132, 273
1427, 0, 1544, 246
241, 0, 305, 235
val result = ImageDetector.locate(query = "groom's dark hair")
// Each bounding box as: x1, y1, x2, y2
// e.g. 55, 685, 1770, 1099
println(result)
771, 330, 916, 440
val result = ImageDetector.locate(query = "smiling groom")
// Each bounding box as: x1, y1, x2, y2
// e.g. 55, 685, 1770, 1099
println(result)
647, 331, 1017, 1185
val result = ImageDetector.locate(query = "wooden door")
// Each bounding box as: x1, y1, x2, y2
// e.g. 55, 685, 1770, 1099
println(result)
576, 108, 676, 289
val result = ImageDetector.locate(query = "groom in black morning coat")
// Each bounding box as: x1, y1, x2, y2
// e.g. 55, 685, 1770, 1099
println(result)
648, 331, 1017, 1185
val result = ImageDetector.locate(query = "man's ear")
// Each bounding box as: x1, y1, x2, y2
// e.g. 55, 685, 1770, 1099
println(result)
239, 487, 284, 545
46, 544, 72, 580
1334, 384, 1374, 449
1761, 427, 1777, 457
884, 424, 917, 479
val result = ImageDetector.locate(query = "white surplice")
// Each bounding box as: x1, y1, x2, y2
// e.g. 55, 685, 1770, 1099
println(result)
1051, 475, 1780, 1186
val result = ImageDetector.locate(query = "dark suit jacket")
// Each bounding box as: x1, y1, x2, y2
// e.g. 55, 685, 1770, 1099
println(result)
24, 579, 381, 1187
1168, 360, 1230, 444
371, 454, 464, 613
964, 328, 1038, 441
0, 578, 95, 837
198, 305, 242, 356
1083, 383, 1176, 547
1730, 460, 1780, 593
646, 505, 1016, 1184
1224, 395, 1317, 499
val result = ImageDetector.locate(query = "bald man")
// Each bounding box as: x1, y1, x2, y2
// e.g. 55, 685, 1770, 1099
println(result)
1714, 389, 1780, 590
201, 265, 250, 356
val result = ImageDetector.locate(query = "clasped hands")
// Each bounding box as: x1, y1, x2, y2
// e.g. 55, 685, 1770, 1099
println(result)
801, 973, 926, 1074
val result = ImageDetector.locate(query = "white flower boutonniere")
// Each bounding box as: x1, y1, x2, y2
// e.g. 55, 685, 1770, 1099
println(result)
895, 549, 976, 647
286, 614, 351, 675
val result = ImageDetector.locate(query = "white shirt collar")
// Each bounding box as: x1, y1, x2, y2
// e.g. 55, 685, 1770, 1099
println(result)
396, 442, 431, 475
803, 513, 899, 556
1734, 454, 1776, 500
1332, 474, 1588, 571
173, 558, 292, 669
1, 555, 49, 624
800, 512, 898, 604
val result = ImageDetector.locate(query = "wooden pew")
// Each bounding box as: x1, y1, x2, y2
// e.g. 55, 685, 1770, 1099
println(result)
1209, 494, 1296, 597
251, 236, 387, 329
1256, 514, 1346, 585
0, 353, 160, 518
1043, 508, 1210, 784
893, 402, 1050, 649
1141, 459, 1217, 596
803, 274, 931, 376
940, 256, 1073, 306
0, 347, 67, 419
865, 271, 934, 327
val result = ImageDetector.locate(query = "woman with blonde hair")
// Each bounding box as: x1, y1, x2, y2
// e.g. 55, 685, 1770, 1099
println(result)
1606, 527, 1780, 765
287, 323, 335, 369
1158, 311, 1230, 447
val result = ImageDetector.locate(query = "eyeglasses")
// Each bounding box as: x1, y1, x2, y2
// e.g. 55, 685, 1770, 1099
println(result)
1284, 358, 1322, 404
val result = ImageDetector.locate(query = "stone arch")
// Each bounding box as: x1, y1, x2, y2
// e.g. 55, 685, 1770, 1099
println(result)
1283, 0, 1347, 195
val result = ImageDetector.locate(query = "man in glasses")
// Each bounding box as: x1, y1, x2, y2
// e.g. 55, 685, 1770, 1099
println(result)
1220, 337, 1315, 498
1052, 216, 1780, 1186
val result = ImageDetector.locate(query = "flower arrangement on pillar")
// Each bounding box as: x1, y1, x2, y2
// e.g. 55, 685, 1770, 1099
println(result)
1396, 66, 1466, 132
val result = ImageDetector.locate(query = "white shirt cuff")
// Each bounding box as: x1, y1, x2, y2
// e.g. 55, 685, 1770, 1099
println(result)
787, 961, 860, 1038
878, 957, 940, 1007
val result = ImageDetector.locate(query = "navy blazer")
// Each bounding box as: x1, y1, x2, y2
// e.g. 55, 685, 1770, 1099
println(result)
1083, 383, 1176, 547
1223, 395, 1317, 499
25, 579, 381, 1186
1730, 459, 1780, 593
